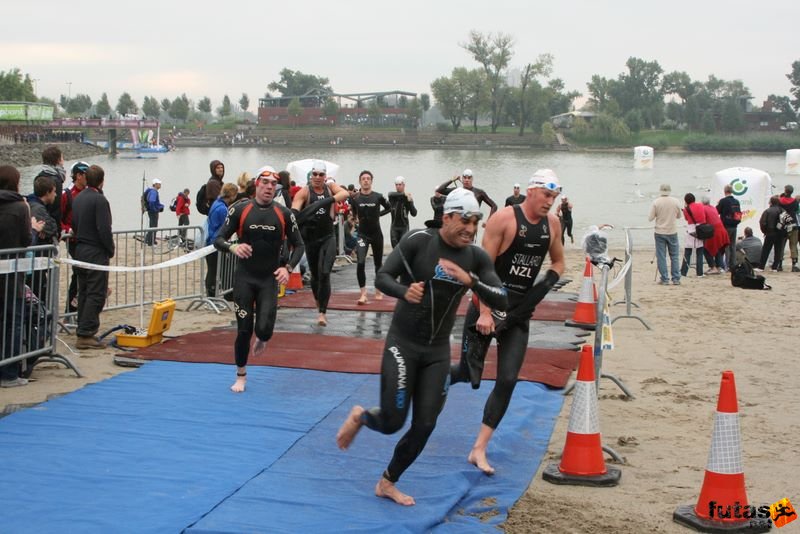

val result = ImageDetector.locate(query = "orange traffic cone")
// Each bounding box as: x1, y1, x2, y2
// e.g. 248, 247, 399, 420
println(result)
565, 258, 597, 330
542, 344, 621, 486
673, 371, 770, 532
287, 265, 303, 291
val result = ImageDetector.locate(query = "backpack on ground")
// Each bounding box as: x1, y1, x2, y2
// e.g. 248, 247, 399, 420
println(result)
731, 257, 771, 290
169, 195, 178, 212
196, 183, 209, 215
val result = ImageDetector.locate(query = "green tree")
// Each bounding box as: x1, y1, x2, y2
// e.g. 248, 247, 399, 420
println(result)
219, 95, 232, 117
701, 110, 716, 134
287, 97, 302, 127
431, 72, 468, 132
398, 95, 408, 108
665, 101, 683, 124
624, 109, 644, 133
239, 93, 249, 113
116, 92, 138, 116
462, 30, 514, 132
570, 117, 590, 141
66, 94, 92, 115
268, 68, 332, 96
720, 98, 744, 132
662, 71, 695, 104
0, 68, 36, 101
367, 100, 382, 124
609, 57, 664, 126
168, 94, 190, 123
540, 121, 557, 145
586, 75, 613, 113
515, 54, 553, 135
420, 93, 431, 111
407, 98, 422, 126
96, 93, 111, 117
460, 68, 489, 133
160, 98, 171, 112
767, 94, 797, 124
197, 97, 212, 114
323, 99, 339, 119
788, 60, 800, 112
142, 96, 161, 118
684, 96, 702, 130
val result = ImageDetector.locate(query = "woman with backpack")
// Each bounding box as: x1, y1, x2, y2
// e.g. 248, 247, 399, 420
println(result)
681, 192, 707, 278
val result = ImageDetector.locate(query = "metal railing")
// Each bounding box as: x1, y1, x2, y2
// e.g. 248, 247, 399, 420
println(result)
1, 245, 81, 379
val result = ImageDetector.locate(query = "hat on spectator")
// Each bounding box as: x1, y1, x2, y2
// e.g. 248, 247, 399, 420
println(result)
659, 183, 671, 195
152, 178, 162, 185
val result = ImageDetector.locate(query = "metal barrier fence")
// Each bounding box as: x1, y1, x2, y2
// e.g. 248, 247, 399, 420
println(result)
1, 245, 81, 380
59, 225, 213, 326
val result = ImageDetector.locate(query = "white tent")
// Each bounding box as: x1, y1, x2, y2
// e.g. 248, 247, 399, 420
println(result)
285, 159, 340, 185
711, 167, 772, 238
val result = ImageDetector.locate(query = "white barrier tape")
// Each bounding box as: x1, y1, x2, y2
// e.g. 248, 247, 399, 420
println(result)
0, 256, 54, 274
606, 254, 631, 291
57, 245, 216, 273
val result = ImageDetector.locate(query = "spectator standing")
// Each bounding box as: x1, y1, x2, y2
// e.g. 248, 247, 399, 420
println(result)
62, 162, 89, 312
144, 178, 164, 245
779, 185, 799, 272
34, 145, 66, 236
716, 184, 742, 273
701, 196, 730, 274
205, 184, 239, 298
759, 195, 784, 271
681, 193, 706, 278
175, 188, 191, 242
26, 175, 59, 303
648, 184, 683, 285
71, 165, 114, 350
0, 165, 33, 387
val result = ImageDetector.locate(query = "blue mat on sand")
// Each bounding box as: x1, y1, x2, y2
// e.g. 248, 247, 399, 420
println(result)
0, 361, 563, 533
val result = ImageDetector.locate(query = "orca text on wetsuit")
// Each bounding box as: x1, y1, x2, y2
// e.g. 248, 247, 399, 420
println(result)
351, 188, 390, 289
215, 196, 304, 368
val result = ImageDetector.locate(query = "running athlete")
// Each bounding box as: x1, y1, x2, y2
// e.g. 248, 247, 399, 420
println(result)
387, 176, 417, 248
215, 165, 305, 393
291, 161, 349, 326
435, 168, 498, 222
557, 195, 574, 244
350, 170, 391, 304
504, 183, 526, 206
450, 169, 565, 475
336, 188, 508, 506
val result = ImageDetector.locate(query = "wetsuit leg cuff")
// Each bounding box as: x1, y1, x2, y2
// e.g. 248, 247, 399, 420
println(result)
382, 469, 398, 483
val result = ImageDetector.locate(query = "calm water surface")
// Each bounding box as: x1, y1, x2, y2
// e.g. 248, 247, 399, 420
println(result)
23, 147, 795, 249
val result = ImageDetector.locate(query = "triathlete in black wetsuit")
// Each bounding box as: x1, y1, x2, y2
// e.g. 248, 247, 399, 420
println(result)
504, 183, 526, 206
557, 196, 574, 244
435, 169, 498, 221
387, 176, 417, 247
336, 188, 508, 507
290, 161, 349, 326
215, 166, 305, 393
450, 170, 565, 476
351, 170, 391, 303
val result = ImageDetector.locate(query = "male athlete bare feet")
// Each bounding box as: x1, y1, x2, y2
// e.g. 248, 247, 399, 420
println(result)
468, 446, 495, 475
252, 339, 266, 356
375, 477, 415, 506
357, 289, 368, 305
231, 369, 246, 393
374, 288, 383, 300
317, 313, 327, 326
336, 405, 365, 449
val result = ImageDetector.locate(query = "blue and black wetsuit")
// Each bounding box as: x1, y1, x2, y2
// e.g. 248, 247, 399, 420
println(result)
297, 185, 337, 313
351, 191, 390, 289
451, 205, 553, 429
364, 227, 507, 483
215, 199, 304, 368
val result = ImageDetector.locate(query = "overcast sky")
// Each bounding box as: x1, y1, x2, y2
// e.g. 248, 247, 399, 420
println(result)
3, 0, 796, 110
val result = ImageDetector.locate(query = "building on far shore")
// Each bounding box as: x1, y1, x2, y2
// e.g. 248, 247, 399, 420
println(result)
258, 89, 418, 127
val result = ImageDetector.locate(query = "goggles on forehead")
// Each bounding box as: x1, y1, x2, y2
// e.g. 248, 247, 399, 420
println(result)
258, 175, 278, 185
528, 181, 562, 194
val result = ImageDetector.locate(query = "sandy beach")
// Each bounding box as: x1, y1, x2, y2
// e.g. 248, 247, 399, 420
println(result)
2, 244, 797, 533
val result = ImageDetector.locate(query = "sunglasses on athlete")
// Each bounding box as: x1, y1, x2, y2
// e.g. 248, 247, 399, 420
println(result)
311, 171, 326, 177
528, 181, 563, 194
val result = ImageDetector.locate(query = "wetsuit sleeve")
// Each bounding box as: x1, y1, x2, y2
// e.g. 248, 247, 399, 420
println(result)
408, 198, 417, 217
284, 208, 305, 270
470, 248, 507, 311
435, 180, 456, 195
379, 194, 391, 216
214, 203, 240, 252
478, 189, 498, 216
375, 235, 418, 299
293, 195, 335, 224
507, 269, 560, 324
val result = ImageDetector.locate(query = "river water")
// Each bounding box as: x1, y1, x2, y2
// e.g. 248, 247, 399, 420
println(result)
21, 147, 797, 249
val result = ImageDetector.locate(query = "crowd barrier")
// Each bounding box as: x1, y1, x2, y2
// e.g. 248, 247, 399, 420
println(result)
59, 225, 214, 327
1, 245, 81, 379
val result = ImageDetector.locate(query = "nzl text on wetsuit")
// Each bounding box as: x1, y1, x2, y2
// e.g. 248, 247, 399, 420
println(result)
297, 184, 336, 313
452, 204, 552, 428
362, 228, 507, 483
387, 191, 417, 247
351, 190, 390, 288
215, 199, 304, 368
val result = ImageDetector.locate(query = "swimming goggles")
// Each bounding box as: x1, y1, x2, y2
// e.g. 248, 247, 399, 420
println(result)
458, 211, 484, 222
528, 181, 562, 194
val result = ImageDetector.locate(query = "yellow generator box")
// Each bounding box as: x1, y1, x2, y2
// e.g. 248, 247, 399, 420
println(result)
116, 299, 176, 348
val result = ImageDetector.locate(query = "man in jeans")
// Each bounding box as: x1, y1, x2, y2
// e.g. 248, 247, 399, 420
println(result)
716, 184, 741, 271
648, 183, 683, 285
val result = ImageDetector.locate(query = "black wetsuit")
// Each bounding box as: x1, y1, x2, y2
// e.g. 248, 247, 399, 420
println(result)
559, 201, 573, 244
452, 205, 554, 429
297, 185, 337, 313
351, 191, 390, 289
504, 194, 526, 207
387, 192, 417, 247
364, 228, 507, 483
215, 199, 304, 368
435, 181, 498, 218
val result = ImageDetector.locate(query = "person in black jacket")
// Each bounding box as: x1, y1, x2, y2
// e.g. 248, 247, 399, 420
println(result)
758, 195, 784, 271
34, 145, 66, 237
0, 165, 33, 387
71, 165, 114, 350
716, 184, 742, 271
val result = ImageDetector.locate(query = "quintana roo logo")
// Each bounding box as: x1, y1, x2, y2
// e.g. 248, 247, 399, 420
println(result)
730, 178, 749, 196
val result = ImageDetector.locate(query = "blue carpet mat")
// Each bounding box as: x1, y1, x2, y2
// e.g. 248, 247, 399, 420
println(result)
0, 361, 563, 533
